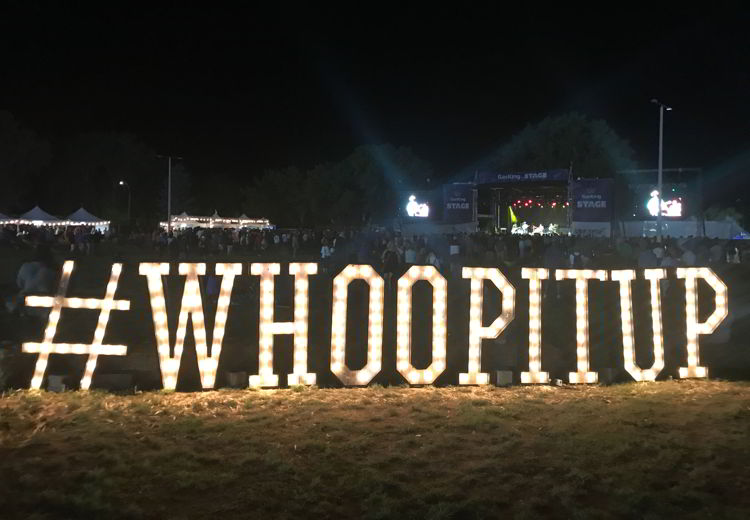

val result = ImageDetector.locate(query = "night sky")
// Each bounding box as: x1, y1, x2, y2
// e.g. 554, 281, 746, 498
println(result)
1, 4, 748, 201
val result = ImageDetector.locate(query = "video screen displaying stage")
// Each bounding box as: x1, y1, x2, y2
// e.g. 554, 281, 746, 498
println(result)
630, 183, 689, 220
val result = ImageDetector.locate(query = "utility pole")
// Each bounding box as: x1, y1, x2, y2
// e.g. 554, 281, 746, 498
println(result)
651, 99, 672, 242
157, 155, 182, 233
118, 181, 131, 222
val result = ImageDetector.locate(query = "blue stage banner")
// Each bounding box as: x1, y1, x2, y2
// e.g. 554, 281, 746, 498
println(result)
571, 179, 613, 222
475, 169, 569, 185
443, 184, 475, 223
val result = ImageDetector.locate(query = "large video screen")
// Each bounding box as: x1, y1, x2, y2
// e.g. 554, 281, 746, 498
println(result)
399, 190, 438, 220
631, 183, 688, 219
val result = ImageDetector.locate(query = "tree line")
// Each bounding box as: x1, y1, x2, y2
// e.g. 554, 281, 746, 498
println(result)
1, 110, 643, 227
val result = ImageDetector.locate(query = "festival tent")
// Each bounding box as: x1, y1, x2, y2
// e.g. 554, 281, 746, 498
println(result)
66, 207, 110, 230
18, 206, 61, 225
161, 212, 273, 230
10, 206, 110, 231
0, 212, 12, 224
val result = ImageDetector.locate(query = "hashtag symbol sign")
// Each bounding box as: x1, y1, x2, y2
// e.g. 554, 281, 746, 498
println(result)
22, 261, 130, 390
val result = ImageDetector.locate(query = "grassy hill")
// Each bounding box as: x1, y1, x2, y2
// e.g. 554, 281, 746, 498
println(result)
1, 380, 748, 519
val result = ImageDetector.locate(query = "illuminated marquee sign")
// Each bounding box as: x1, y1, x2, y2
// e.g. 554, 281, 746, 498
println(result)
22, 263, 729, 390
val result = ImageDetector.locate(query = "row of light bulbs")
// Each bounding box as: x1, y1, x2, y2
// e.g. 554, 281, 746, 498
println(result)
23, 263, 728, 390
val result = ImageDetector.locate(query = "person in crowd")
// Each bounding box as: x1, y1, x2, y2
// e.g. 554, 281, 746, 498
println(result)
543, 239, 566, 298
709, 240, 724, 264
291, 232, 299, 258
681, 243, 697, 266
7, 244, 58, 316
320, 237, 333, 272
726, 242, 741, 264
425, 248, 440, 270
568, 239, 583, 268
660, 245, 680, 267
652, 243, 665, 263
637, 240, 658, 268
615, 238, 633, 264
381, 241, 400, 291
518, 235, 529, 260
404, 239, 417, 266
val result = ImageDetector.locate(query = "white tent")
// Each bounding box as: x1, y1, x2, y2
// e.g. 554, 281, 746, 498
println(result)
161, 212, 273, 230
0, 212, 12, 224
18, 206, 61, 225
66, 207, 110, 231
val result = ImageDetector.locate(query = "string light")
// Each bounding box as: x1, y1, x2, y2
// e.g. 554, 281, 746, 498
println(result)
174, 264, 209, 389
139, 263, 174, 388
8, 219, 111, 227
461, 267, 515, 385
612, 269, 665, 381
555, 269, 607, 384
330, 265, 384, 386
249, 263, 282, 387
396, 266, 447, 385
159, 214, 272, 230
520, 268, 549, 384
287, 263, 318, 386
140, 263, 237, 390
249, 263, 317, 387
511, 198, 568, 209
676, 267, 728, 378
208, 263, 242, 388
23, 261, 129, 390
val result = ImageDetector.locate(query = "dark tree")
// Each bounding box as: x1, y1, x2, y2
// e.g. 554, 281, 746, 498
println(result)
54, 132, 161, 222
242, 144, 433, 227
0, 111, 51, 212
158, 163, 195, 218
243, 166, 308, 226
487, 113, 637, 178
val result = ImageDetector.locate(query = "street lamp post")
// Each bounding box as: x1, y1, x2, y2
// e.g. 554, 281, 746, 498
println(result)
651, 99, 672, 243
118, 180, 131, 223
157, 155, 182, 233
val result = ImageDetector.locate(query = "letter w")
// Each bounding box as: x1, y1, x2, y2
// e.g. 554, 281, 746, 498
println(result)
139, 263, 241, 390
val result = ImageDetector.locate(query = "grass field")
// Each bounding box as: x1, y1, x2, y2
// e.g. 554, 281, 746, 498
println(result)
1, 381, 749, 519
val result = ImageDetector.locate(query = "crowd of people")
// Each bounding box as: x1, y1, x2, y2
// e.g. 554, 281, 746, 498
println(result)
1, 223, 748, 295
2, 222, 748, 271
0, 224, 110, 254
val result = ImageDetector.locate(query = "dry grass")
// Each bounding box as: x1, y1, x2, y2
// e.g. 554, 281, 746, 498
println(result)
1, 380, 749, 519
